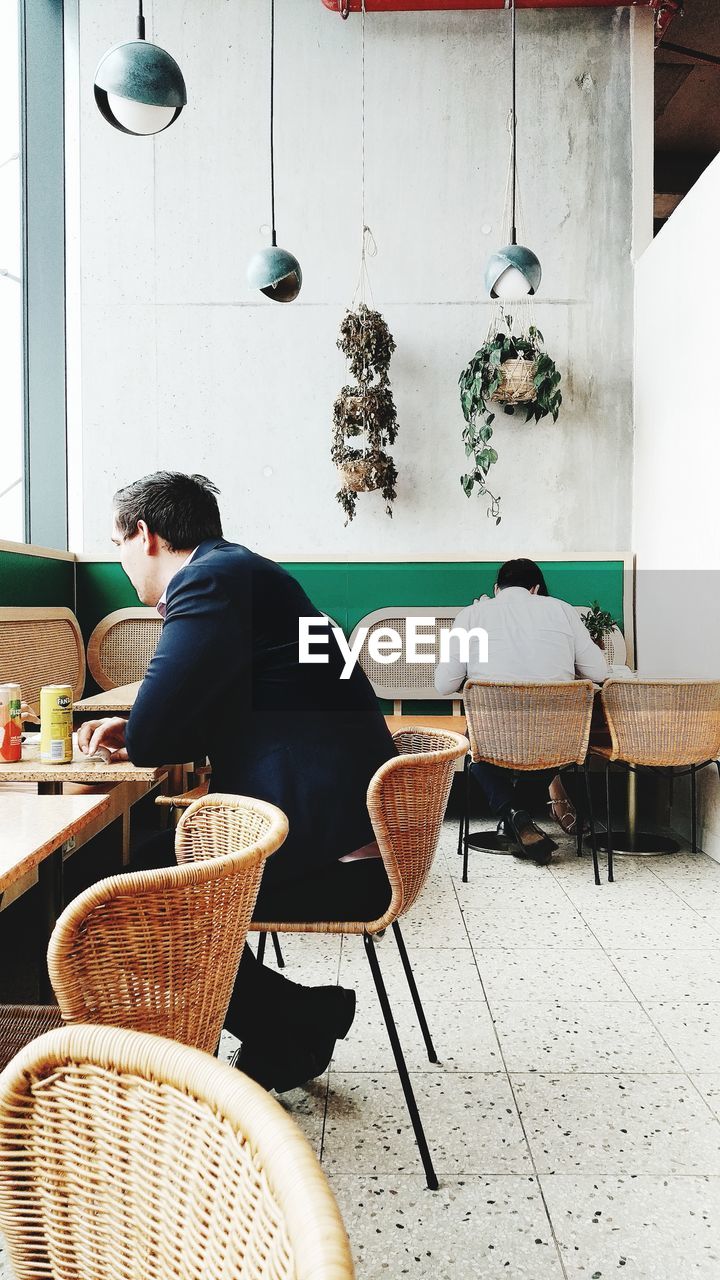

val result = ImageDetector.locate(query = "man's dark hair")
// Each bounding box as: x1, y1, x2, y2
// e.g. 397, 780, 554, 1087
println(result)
113, 471, 223, 552
496, 558, 549, 596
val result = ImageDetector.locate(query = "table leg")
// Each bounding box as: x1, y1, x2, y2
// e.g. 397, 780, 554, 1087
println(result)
597, 766, 679, 856
36, 849, 63, 1000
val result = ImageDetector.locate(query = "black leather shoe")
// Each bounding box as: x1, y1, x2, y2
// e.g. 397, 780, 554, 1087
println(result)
288, 985, 356, 1043
234, 1018, 345, 1093
506, 808, 558, 866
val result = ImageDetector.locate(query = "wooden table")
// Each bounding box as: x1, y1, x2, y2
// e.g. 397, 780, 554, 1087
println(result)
74, 681, 140, 713
0, 737, 166, 796
0, 792, 111, 996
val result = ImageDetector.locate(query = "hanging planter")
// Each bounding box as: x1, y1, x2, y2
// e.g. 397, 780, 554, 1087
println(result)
458, 316, 562, 523
332, 304, 399, 524
491, 356, 537, 405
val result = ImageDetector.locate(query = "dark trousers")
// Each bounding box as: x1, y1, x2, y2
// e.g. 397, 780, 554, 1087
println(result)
132, 831, 391, 1045
470, 762, 562, 816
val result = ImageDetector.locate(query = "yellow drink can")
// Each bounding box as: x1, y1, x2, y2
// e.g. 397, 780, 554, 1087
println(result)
40, 685, 74, 764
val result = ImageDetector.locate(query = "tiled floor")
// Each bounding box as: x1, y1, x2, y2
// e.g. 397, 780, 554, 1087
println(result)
2, 818, 720, 1278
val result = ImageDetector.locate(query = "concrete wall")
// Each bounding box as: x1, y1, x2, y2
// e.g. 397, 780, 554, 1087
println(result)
68, 1, 645, 558
634, 152, 720, 860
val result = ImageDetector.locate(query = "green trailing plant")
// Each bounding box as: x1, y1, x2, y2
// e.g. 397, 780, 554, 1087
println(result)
458, 315, 562, 523
582, 601, 618, 646
332, 305, 399, 524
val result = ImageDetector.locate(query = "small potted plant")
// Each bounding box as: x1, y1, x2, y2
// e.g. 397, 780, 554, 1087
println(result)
582, 601, 619, 662
332, 304, 399, 524
458, 315, 562, 523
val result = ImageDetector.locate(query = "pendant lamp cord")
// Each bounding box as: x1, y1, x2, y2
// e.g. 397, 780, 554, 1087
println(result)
510, 0, 517, 246
270, 0, 277, 246
137, 0, 145, 41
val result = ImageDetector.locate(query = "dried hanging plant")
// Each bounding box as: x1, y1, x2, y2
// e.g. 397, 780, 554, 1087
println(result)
332, 304, 399, 524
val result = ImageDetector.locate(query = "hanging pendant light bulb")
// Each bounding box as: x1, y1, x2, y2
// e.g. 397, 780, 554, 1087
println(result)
485, 0, 541, 300
247, 0, 302, 302
94, 0, 186, 136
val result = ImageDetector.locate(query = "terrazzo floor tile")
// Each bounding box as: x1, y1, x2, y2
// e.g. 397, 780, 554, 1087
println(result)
396, 898, 472, 949
540, 1174, 720, 1278
574, 905, 720, 950
491, 1001, 681, 1074
463, 904, 603, 950
328, 1175, 565, 1279
474, 947, 634, 1004
691, 1074, 720, 1119
331, 998, 502, 1073
609, 949, 720, 1002
643, 1001, 720, 1072
0, 1245, 11, 1280
512, 1072, 720, 1174
557, 876, 689, 913
338, 942, 485, 1006
322, 1073, 530, 1176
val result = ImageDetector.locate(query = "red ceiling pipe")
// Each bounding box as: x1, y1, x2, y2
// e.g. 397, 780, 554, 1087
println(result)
323, 2, 651, 11
322, 0, 681, 46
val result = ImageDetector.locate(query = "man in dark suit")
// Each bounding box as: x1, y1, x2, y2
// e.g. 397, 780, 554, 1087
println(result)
78, 471, 396, 1090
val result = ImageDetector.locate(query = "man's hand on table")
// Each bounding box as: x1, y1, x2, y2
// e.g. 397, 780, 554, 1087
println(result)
77, 717, 130, 762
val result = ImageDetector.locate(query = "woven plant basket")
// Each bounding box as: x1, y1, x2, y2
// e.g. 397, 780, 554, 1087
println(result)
491, 357, 537, 405
338, 455, 389, 493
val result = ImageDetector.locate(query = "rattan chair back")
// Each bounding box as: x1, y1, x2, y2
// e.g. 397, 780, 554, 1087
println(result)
367, 727, 468, 930
0, 607, 85, 709
349, 608, 463, 701
600, 678, 720, 766
0, 1024, 354, 1280
86, 607, 163, 689
47, 795, 288, 1054
463, 679, 595, 770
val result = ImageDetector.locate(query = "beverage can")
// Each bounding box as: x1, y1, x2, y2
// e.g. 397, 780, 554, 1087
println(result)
0, 683, 23, 763
40, 685, 74, 764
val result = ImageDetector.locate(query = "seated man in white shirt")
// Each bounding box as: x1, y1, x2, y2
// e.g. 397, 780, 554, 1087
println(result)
434, 558, 608, 865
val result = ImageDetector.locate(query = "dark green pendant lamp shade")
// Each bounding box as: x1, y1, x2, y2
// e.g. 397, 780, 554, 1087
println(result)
247, 0, 302, 303
485, 243, 542, 299
94, 3, 186, 136
247, 243, 302, 302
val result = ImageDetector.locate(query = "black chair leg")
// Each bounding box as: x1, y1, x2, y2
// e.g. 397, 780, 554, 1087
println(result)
256, 932, 267, 965
363, 931, 438, 1191
457, 755, 468, 858
271, 932, 285, 968
686, 762, 691, 855
573, 766, 584, 859
604, 763, 614, 885
392, 921, 437, 1063
462, 758, 471, 883
581, 761, 600, 886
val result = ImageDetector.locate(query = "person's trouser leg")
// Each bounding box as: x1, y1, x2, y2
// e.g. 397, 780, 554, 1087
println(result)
225, 859, 391, 1044
470, 762, 516, 815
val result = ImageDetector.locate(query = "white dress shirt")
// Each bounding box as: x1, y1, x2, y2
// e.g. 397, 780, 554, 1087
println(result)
156, 547, 199, 619
434, 586, 609, 694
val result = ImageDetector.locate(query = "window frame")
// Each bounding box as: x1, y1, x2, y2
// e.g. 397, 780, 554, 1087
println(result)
19, 0, 68, 550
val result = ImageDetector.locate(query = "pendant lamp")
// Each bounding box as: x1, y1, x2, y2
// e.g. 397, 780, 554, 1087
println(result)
94, 1, 186, 136
485, 0, 541, 300
247, 0, 302, 302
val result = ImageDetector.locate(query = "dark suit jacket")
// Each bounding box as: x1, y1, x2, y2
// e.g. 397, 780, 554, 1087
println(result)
126, 539, 397, 885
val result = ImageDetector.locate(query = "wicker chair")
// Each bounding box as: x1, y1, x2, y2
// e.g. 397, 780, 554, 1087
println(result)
0, 1023, 354, 1280
0, 795, 288, 1071
591, 679, 720, 881
0, 606, 85, 709
86, 607, 163, 690
459, 680, 600, 883
250, 726, 468, 1191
